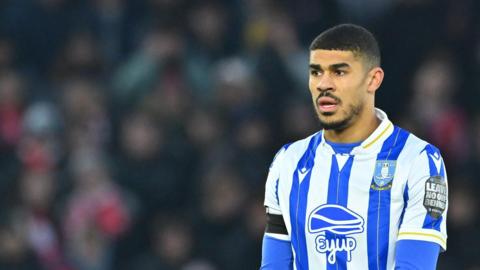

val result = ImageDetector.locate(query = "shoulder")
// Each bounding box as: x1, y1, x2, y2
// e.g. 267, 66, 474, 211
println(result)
395, 126, 441, 157
395, 126, 445, 177
272, 131, 321, 164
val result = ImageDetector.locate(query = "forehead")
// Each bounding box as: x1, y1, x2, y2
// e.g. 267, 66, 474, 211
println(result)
309, 49, 360, 67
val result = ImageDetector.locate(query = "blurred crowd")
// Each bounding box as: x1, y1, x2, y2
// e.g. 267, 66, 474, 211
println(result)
0, 0, 478, 269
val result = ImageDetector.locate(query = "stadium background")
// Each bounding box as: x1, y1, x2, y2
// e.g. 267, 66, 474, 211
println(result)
0, 0, 478, 269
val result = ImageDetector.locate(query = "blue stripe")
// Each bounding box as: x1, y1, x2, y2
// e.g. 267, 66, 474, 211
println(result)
327, 141, 362, 154
284, 143, 293, 150
325, 154, 355, 270
289, 133, 322, 270
398, 183, 409, 228
367, 127, 410, 270
440, 162, 445, 177
326, 156, 340, 205
422, 145, 445, 231
275, 179, 280, 206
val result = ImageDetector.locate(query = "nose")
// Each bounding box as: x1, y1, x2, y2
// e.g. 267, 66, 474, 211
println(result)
316, 74, 335, 92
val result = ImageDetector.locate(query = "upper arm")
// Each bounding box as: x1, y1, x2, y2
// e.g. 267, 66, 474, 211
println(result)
264, 145, 289, 215
261, 145, 293, 270
264, 145, 290, 241
398, 144, 448, 250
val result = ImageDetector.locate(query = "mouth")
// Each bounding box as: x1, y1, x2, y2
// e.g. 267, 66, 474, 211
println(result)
317, 96, 340, 113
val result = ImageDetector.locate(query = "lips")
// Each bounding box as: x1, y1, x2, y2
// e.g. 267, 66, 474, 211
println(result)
317, 96, 340, 113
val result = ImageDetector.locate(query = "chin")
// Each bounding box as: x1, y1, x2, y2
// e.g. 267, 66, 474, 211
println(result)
316, 103, 361, 131
320, 111, 336, 117
317, 114, 351, 131
320, 121, 349, 130
317, 111, 339, 122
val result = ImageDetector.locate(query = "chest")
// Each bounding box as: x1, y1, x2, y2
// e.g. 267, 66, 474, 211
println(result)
278, 153, 411, 232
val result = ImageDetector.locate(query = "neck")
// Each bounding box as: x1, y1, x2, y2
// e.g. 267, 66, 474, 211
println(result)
324, 107, 380, 143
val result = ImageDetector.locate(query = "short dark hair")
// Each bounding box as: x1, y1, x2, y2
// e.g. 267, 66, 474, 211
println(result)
310, 24, 381, 68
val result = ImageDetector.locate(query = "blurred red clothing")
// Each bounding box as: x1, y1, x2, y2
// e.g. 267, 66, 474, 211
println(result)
64, 182, 130, 239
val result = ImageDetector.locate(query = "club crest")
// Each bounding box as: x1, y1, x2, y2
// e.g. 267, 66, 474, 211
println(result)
373, 160, 396, 189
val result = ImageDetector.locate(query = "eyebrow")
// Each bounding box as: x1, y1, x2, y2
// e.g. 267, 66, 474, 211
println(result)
309, 63, 350, 70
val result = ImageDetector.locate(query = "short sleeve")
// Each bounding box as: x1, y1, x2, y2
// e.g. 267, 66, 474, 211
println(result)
264, 145, 289, 215
397, 144, 448, 250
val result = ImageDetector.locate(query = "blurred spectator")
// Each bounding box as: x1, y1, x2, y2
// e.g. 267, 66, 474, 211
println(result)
63, 150, 130, 270
335, 0, 394, 25
231, 114, 272, 188
112, 26, 186, 106
405, 51, 469, 168
51, 31, 106, 82
280, 100, 319, 142
0, 71, 24, 149
0, 71, 25, 195
0, 210, 44, 270
195, 164, 251, 270
18, 169, 72, 270
0, 38, 16, 73
240, 193, 268, 269
285, 0, 340, 44
81, 0, 142, 70
185, 0, 239, 99
375, 0, 447, 117
126, 214, 204, 270
142, 58, 193, 127
146, 0, 188, 27
470, 114, 480, 165
241, 0, 273, 52
60, 78, 110, 153
1, 0, 78, 73
114, 110, 190, 212
441, 177, 480, 269
19, 101, 63, 173
213, 57, 259, 121
254, 6, 308, 110
184, 107, 224, 154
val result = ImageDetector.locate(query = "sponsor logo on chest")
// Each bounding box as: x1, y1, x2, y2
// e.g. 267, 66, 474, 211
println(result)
308, 204, 364, 264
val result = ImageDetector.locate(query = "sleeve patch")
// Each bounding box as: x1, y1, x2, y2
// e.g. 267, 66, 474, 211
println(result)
423, 176, 447, 218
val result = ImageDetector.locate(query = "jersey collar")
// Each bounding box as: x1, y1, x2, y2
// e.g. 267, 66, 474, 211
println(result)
319, 108, 394, 156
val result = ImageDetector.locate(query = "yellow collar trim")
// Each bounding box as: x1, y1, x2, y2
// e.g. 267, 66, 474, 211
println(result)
362, 122, 393, 149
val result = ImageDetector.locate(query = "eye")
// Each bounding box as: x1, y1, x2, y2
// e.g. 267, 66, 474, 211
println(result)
334, 70, 347, 76
310, 69, 322, 76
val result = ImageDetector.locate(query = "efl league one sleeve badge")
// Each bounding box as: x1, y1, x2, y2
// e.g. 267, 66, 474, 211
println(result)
423, 176, 447, 219
372, 160, 396, 190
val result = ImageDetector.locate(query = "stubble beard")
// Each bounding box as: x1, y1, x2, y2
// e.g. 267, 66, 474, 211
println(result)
316, 102, 363, 131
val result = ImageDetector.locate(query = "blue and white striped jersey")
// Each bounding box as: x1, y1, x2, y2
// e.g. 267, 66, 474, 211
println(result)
264, 108, 448, 270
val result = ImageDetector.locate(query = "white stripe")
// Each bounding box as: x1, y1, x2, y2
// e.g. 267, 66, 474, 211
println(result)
305, 148, 331, 269
336, 154, 350, 170
265, 232, 291, 241
346, 155, 375, 270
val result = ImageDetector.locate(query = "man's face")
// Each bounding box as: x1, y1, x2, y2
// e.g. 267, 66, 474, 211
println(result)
308, 49, 371, 130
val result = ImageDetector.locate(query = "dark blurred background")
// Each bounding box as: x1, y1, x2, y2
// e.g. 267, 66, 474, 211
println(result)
0, 0, 478, 269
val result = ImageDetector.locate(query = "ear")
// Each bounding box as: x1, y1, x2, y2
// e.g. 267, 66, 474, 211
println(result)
366, 67, 384, 94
